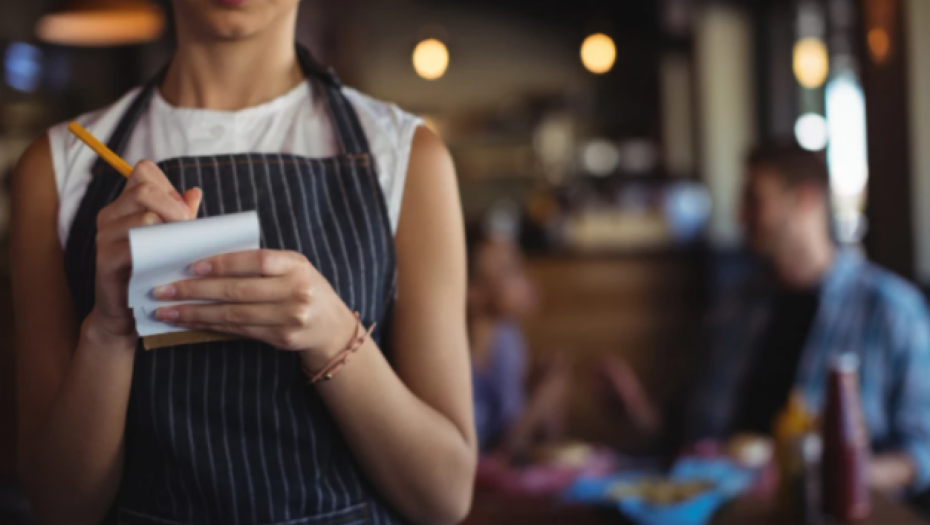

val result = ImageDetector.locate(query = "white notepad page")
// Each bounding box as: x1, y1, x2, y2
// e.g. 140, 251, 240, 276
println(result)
128, 211, 261, 337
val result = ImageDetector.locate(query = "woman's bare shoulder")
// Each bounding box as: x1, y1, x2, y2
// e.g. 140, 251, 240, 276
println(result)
12, 133, 55, 209
11, 130, 80, 362
15, 133, 53, 175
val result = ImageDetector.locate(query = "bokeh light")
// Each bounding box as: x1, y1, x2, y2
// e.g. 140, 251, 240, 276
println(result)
36, 0, 164, 47
794, 113, 829, 151
580, 33, 616, 75
792, 37, 829, 89
582, 139, 620, 176
412, 39, 450, 81
826, 74, 869, 198
4, 43, 42, 92
867, 28, 890, 64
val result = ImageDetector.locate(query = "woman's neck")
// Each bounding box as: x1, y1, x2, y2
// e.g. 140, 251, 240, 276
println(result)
161, 26, 304, 111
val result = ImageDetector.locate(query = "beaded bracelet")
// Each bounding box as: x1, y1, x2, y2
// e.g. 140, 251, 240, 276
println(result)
304, 312, 375, 384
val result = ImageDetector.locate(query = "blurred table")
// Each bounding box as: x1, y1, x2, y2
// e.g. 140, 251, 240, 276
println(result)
464, 494, 615, 525
715, 494, 925, 524
464, 492, 926, 525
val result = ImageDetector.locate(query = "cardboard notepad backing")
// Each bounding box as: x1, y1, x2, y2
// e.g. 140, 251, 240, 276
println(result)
128, 211, 261, 350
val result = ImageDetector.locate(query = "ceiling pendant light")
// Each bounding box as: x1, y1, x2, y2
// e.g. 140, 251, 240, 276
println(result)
581, 33, 616, 75
412, 38, 449, 81
37, 0, 165, 47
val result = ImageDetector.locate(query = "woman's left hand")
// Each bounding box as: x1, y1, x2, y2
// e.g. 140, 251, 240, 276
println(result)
153, 249, 356, 369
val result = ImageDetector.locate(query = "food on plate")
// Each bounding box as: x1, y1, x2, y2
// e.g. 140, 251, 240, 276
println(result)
607, 477, 716, 505
531, 441, 594, 468
728, 434, 774, 469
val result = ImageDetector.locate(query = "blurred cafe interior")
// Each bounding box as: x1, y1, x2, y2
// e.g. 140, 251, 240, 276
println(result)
3, 0, 930, 524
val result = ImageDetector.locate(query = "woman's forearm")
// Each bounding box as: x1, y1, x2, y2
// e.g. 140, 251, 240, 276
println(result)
19, 315, 136, 525
314, 339, 476, 525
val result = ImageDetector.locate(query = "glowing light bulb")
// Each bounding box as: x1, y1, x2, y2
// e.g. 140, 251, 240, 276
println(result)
412, 39, 449, 81
581, 33, 616, 75
793, 37, 829, 89
794, 113, 829, 151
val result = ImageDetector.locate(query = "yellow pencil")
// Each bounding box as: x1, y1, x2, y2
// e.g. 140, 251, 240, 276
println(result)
68, 121, 134, 178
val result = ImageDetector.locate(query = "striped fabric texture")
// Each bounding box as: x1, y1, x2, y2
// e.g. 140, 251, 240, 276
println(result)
63, 50, 404, 525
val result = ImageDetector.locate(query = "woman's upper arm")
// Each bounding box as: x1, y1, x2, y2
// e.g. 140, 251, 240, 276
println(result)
11, 134, 80, 447
391, 126, 475, 445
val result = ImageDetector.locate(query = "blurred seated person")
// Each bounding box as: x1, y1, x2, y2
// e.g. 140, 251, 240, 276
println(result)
467, 225, 570, 457
685, 141, 930, 495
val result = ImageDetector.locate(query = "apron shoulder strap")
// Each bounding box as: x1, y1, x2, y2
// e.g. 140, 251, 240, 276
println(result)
297, 45, 373, 157
90, 69, 165, 177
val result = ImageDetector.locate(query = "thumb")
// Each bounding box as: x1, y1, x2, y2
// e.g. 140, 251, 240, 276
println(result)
183, 187, 202, 219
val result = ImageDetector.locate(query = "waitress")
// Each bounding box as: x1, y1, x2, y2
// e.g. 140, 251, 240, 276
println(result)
11, 0, 476, 524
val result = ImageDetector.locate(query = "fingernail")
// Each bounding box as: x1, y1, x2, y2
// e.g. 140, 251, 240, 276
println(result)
156, 308, 179, 321
192, 261, 212, 276
143, 213, 160, 226
152, 285, 176, 299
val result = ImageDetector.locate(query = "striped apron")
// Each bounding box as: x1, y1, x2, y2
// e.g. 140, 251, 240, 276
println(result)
63, 48, 404, 525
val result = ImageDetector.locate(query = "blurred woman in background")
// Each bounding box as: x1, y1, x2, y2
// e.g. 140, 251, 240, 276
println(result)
467, 226, 569, 456
11, 0, 475, 524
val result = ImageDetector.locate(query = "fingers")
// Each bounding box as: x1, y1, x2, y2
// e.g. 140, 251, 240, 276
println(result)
125, 160, 186, 205
102, 160, 196, 223
99, 180, 191, 225
95, 212, 159, 282
126, 160, 174, 191
153, 276, 297, 303
157, 302, 309, 327
183, 187, 203, 219
194, 249, 308, 278
97, 211, 162, 244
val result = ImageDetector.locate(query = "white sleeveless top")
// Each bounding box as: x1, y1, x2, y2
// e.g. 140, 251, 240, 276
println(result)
48, 82, 422, 247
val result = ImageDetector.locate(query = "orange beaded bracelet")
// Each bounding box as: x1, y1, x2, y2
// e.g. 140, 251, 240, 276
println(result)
304, 312, 375, 384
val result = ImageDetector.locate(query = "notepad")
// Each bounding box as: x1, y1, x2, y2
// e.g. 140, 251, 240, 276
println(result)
128, 211, 261, 349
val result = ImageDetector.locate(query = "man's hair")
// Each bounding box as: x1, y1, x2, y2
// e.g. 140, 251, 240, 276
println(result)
746, 141, 830, 192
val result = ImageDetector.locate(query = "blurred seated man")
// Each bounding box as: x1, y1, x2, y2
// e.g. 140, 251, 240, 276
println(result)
467, 226, 569, 456
684, 142, 930, 495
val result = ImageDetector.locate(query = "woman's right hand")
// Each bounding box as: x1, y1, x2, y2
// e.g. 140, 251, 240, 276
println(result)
90, 160, 201, 339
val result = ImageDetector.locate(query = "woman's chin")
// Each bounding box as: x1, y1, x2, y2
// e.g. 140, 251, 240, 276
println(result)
176, 0, 297, 42
198, 15, 265, 41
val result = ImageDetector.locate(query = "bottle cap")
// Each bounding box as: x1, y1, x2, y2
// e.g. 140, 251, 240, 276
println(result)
801, 434, 823, 460
832, 353, 860, 372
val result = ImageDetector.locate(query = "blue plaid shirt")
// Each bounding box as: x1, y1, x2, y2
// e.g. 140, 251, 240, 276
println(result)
685, 250, 930, 492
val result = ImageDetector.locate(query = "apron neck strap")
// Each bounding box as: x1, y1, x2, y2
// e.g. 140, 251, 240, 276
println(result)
297, 45, 372, 157
92, 44, 371, 177
90, 67, 166, 177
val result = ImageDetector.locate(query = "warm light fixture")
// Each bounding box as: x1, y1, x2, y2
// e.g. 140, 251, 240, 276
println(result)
36, 0, 165, 47
865, 0, 897, 65
867, 28, 890, 64
412, 39, 449, 81
581, 33, 616, 75
792, 37, 829, 89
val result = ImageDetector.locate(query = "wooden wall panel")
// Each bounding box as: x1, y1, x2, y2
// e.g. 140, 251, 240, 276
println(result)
521, 254, 704, 452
